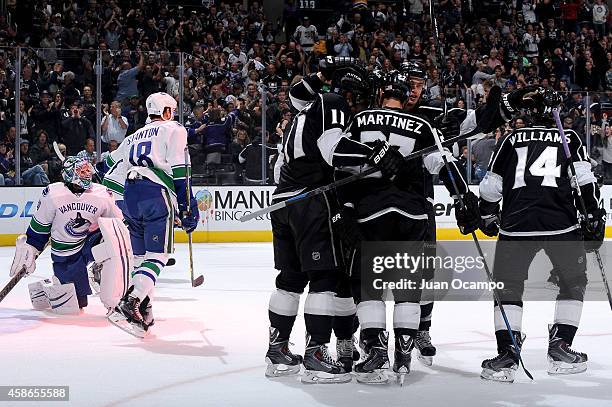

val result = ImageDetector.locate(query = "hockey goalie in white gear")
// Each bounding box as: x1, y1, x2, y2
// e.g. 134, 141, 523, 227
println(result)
11, 156, 133, 315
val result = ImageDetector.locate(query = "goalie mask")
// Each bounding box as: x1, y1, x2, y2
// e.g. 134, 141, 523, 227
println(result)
62, 156, 94, 190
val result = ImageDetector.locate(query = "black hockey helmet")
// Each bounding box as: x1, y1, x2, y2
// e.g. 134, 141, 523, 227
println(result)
400, 61, 427, 80
330, 60, 370, 97
380, 70, 411, 104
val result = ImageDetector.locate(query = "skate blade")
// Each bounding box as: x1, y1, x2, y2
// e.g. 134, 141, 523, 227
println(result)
547, 359, 587, 375
417, 350, 433, 367
480, 367, 516, 383
265, 358, 301, 377
301, 370, 352, 384
107, 311, 147, 339
355, 370, 389, 384
394, 367, 410, 386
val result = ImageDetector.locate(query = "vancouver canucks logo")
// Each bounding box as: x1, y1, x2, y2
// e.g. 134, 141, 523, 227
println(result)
64, 212, 92, 238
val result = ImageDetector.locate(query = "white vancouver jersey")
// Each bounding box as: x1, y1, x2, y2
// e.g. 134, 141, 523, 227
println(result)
28, 183, 123, 257
103, 119, 189, 208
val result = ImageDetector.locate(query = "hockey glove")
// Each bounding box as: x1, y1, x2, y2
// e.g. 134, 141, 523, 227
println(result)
318, 56, 358, 81
368, 140, 404, 180
502, 85, 562, 117
10, 235, 39, 277
454, 191, 481, 235
433, 112, 461, 140
480, 214, 500, 237
582, 207, 606, 252
478, 199, 500, 237
331, 206, 363, 273
180, 200, 200, 234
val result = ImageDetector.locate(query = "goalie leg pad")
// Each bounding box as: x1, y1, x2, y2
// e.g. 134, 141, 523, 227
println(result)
28, 280, 51, 310
92, 217, 134, 309
42, 277, 80, 315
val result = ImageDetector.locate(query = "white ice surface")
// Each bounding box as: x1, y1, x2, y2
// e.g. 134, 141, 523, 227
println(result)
0, 243, 611, 407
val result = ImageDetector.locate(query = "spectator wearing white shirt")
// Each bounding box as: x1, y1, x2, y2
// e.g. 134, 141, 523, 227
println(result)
593, 0, 609, 38
228, 43, 248, 66
293, 17, 318, 53
101, 101, 128, 146
389, 34, 410, 60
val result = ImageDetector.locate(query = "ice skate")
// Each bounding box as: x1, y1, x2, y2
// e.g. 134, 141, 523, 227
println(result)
481, 334, 523, 383
336, 336, 359, 372
301, 335, 351, 384
547, 325, 587, 375
139, 296, 154, 330
393, 335, 414, 386
265, 327, 303, 377
107, 290, 147, 338
354, 331, 390, 384
86, 261, 102, 294
415, 330, 436, 367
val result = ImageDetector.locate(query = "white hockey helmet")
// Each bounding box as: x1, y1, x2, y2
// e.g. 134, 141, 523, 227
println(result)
145, 92, 177, 119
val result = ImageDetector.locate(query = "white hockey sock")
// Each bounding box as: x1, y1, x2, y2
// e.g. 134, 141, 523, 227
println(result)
357, 300, 386, 330
131, 252, 168, 300
494, 304, 523, 332
554, 300, 582, 327
334, 296, 357, 316
393, 302, 420, 330
269, 289, 300, 317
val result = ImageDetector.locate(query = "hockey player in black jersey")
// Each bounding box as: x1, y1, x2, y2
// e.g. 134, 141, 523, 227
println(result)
399, 61, 558, 365
338, 70, 481, 385
478, 88, 606, 382
265, 59, 404, 384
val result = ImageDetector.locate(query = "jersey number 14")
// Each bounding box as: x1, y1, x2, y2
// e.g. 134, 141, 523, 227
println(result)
513, 146, 561, 189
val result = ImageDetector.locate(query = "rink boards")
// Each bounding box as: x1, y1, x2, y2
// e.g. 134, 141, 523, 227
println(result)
0, 185, 611, 245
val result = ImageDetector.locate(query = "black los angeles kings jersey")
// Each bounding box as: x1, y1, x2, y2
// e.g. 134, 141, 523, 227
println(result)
274, 92, 372, 198
479, 126, 599, 236
339, 108, 467, 222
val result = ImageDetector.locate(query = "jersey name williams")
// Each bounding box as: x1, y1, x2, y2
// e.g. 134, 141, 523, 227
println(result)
356, 113, 424, 134
509, 130, 564, 145
58, 202, 99, 215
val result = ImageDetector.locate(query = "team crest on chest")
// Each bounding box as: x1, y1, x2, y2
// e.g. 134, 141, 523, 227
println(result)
64, 212, 92, 238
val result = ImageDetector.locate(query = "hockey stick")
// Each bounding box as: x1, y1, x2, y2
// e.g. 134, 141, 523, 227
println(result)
429, 2, 533, 380
552, 109, 612, 311
239, 131, 479, 222
184, 147, 204, 288
53, 141, 65, 162
0, 267, 26, 304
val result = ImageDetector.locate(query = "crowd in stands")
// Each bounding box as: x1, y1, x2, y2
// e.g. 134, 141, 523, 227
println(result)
0, 0, 611, 185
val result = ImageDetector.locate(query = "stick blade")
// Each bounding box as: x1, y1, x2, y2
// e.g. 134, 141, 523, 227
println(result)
192, 275, 204, 287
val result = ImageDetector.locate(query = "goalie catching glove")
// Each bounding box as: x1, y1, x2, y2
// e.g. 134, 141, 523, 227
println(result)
454, 191, 482, 235
581, 207, 606, 252
10, 235, 39, 277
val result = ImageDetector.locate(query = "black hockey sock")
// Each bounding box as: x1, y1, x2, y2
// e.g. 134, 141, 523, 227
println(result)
419, 302, 433, 331
495, 330, 521, 354
333, 314, 356, 340
393, 327, 417, 339
360, 327, 384, 343
305, 313, 333, 344
552, 323, 578, 346
269, 311, 297, 342
353, 314, 360, 335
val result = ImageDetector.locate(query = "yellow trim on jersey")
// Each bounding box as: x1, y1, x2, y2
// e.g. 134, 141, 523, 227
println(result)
1, 226, 612, 245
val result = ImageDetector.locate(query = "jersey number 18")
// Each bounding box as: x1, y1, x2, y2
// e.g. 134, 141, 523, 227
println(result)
129, 141, 154, 167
